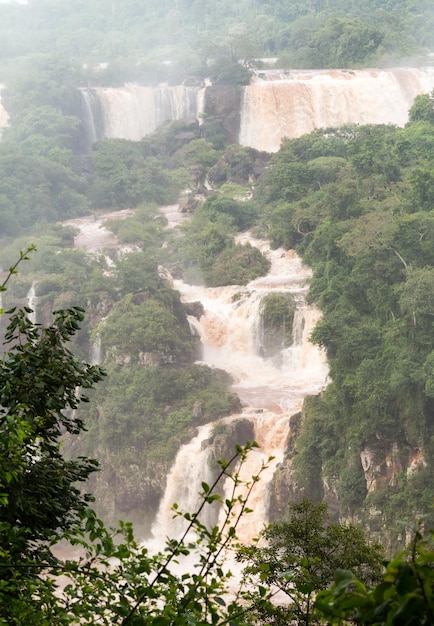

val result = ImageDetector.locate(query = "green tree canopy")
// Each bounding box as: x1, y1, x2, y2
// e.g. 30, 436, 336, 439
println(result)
238, 499, 384, 626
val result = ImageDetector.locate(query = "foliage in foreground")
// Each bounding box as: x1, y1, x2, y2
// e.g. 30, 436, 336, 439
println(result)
0, 248, 105, 621
0, 249, 262, 624
2, 252, 434, 626
2, 444, 267, 625
239, 499, 384, 626
316, 521, 434, 625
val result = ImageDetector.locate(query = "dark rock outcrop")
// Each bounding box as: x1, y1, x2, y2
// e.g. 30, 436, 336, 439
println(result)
204, 85, 241, 145
183, 301, 204, 319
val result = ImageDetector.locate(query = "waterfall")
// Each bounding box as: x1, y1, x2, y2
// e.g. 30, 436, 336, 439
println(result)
80, 83, 206, 143
150, 423, 218, 546
150, 233, 328, 546
0, 86, 9, 136
26, 281, 37, 325
90, 331, 103, 365
61, 208, 328, 547
79, 68, 434, 152
239, 67, 434, 152
62, 208, 135, 253
79, 89, 103, 147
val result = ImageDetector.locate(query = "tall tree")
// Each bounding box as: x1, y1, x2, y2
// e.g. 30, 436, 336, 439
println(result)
0, 248, 105, 618
238, 499, 384, 626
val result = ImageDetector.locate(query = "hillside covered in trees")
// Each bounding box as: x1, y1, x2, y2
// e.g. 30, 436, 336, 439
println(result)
1, 56, 434, 540
259, 105, 434, 536
2, 0, 434, 622
1, 0, 434, 85
0, 0, 433, 535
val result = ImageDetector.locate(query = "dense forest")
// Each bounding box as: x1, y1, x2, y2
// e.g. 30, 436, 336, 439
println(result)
2, 0, 434, 622
1, 0, 434, 84
2, 60, 434, 533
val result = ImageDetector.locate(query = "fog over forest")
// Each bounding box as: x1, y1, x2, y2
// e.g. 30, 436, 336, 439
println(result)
2, 1, 434, 624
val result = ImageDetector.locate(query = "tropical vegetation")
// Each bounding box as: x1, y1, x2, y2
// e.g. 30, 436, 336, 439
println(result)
0, 0, 434, 84
2, 0, 434, 623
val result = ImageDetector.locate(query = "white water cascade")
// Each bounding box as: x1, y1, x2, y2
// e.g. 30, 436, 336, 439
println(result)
79, 68, 434, 152
61, 209, 327, 545
239, 67, 434, 152
80, 83, 205, 142
151, 234, 328, 546
26, 281, 37, 325
90, 332, 103, 366
62, 208, 135, 253
0, 86, 9, 135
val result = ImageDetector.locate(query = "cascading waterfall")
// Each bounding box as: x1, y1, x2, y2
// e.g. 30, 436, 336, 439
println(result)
79, 89, 102, 146
62, 209, 328, 549
78, 68, 434, 152
150, 423, 218, 547
62, 208, 135, 253
151, 234, 328, 546
239, 67, 434, 152
80, 83, 205, 142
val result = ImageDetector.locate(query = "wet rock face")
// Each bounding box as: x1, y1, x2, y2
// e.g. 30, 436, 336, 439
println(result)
87, 456, 170, 530
211, 418, 256, 464
183, 301, 204, 319
179, 194, 202, 213
360, 443, 401, 493
115, 463, 168, 513
268, 463, 297, 521
203, 85, 241, 145
267, 410, 429, 541
360, 442, 426, 492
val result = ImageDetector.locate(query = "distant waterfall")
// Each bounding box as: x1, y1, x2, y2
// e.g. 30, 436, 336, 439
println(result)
90, 331, 103, 365
0, 86, 9, 136
78, 68, 434, 153
26, 281, 37, 325
80, 83, 206, 143
239, 67, 434, 152
150, 233, 328, 546
79, 89, 104, 145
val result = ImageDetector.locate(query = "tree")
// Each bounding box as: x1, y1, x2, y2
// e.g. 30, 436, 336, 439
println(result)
408, 93, 434, 125
399, 266, 434, 329
316, 523, 434, 625
260, 292, 296, 357
0, 247, 105, 620
90, 140, 184, 208
101, 295, 197, 362
238, 499, 384, 626
0, 248, 268, 625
